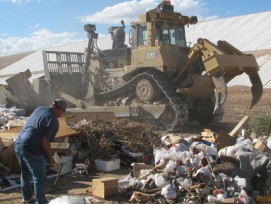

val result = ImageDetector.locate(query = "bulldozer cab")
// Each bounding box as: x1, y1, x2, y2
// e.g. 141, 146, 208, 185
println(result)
130, 21, 187, 48
128, 0, 197, 72
130, 1, 196, 49
156, 22, 187, 46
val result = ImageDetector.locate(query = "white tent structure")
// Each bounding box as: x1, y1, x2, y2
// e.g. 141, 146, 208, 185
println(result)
0, 11, 271, 87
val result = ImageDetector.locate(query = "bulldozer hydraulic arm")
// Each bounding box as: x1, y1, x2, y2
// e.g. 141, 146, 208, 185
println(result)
181, 38, 263, 111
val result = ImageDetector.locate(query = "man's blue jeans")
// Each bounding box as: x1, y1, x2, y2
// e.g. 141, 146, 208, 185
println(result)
15, 144, 47, 204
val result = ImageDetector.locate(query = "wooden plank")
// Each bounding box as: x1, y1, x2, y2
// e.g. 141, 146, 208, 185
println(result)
229, 115, 250, 138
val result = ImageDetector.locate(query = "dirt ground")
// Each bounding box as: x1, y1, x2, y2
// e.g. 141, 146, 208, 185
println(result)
0, 166, 133, 203
0, 86, 270, 203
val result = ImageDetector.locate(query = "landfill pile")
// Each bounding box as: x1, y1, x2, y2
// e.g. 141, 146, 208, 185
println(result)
117, 132, 271, 204
0, 105, 26, 129
1, 107, 271, 203
64, 118, 271, 204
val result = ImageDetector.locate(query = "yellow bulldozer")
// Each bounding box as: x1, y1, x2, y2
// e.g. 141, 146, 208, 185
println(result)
1, 1, 262, 131
78, 0, 262, 130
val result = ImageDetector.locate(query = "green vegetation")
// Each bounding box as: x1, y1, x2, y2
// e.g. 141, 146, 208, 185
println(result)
249, 111, 271, 135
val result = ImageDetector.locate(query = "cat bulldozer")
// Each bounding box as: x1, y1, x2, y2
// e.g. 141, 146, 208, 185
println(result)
0, 1, 262, 131
75, 0, 262, 130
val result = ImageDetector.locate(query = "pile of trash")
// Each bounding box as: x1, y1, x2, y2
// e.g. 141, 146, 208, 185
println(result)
63, 117, 271, 203
68, 118, 161, 164
0, 105, 26, 130
118, 133, 271, 203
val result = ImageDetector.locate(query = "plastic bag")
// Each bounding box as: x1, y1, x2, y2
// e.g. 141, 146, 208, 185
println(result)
165, 160, 177, 173
207, 195, 220, 203
267, 136, 271, 149
191, 153, 203, 169
161, 184, 177, 200
174, 143, 189, 152
218, 145, 238, 157
190, 142, 217, 156
176, 177, 191, 190
153, 147, 168, 165
238, 189, 256, 204
234, 176, 253, 192
193, 166, 214, 185
49, 196, 85, 204
154, 173, 170, 188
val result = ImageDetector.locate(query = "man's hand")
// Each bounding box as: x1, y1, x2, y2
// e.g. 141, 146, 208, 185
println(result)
53, 163, 61, 173
42, 137, 55, 166
48, 156, 56, 166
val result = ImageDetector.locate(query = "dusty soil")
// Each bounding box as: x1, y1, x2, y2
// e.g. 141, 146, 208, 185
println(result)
0, 86, 270, 203
0, 167, 133, 204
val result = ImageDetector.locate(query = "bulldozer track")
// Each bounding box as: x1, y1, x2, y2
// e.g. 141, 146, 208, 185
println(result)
95, 69, 189, 131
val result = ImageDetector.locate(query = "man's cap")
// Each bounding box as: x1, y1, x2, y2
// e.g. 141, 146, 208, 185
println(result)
53, 99, 67, 111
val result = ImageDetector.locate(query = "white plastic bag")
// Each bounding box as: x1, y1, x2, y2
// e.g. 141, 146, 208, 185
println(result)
191, 153, 203, 169
165, 160, 177, 173
176, 177, 191, 190
238, 189, 256, 204
49, 196, 84, 204
153, 147, 168, 165
267, 136, 271, 149
190, 142, 217, 156
161, 184, 177, 199
154, 173, 170, 188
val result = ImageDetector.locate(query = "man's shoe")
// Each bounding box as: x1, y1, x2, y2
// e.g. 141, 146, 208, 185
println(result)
22, 197, 35, 204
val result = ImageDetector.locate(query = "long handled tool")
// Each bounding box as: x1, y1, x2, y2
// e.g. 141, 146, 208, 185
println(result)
50, 163, 63, 194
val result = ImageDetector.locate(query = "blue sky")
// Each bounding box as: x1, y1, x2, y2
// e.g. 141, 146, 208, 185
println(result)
0, 0, 271, 56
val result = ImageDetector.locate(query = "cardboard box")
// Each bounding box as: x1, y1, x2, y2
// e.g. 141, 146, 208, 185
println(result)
92, 177, 119, 198
256, 195, 271, 202
0, 142, 20, 173
132, 163, 154, 178
221, 198, 236, 203
254, 140, 271, 153
215, 131, 236, 150
95, 159, 120, 172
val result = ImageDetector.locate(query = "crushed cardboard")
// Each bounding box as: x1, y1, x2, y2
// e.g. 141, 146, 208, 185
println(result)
0, 116, 79, 174
92, 177, 119, 198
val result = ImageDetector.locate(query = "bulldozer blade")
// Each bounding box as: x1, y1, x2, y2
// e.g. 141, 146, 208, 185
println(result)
212, 75, 227, 114
249, 72, 263, 109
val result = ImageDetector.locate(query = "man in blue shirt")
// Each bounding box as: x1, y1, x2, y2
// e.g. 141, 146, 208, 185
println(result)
15, 99, 67, 204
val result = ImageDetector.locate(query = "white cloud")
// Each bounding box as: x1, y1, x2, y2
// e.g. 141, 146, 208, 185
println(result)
0, 0, 31, 4
0, 29, 83, 56
79, 0, 159, 25
79, 0, 216, 25
0, 0, 218, 57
